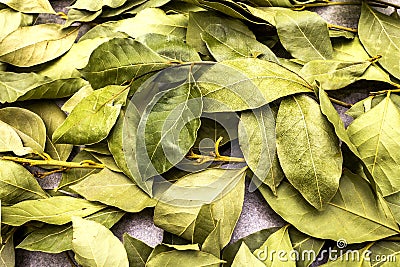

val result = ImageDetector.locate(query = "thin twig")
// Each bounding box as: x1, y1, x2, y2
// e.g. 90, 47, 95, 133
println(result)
328, 24, 358, 33
328, 97, 353, 108
1, 156, 105, 169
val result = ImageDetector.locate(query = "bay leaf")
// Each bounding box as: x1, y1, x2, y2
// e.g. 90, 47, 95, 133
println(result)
187, 11, 254, 55
71, 0, 127, 11
64, 9, 102, 28
0, 236, 14, 267
276, 9, 333, 61
80, 37, 171, 89
232, 242, 265, 267
0, 24, 79, 67
58, 150, 101, 190
201, 221, 221, 258
359, 2, 400, 80
123, 233, 153, 267
70, 168, 155, 212
146, 250, 223, 267
154, 168, 246, 247
61, 85, 94, 113
321, 245, 371, 267
100, 0, 148, 17
0, 107, 46, 153
90, 152, 121, 172
0, 120, 27, 155
136, 33, 201, 62
276, 95, 342, 209
299, 60, 372, 90
72, 216, 129, 267
138, 81, 202, 178
384, 192, 400, 224
1, 196, 106, 226
0, 0, 55, 13
125, 0, 172, 15
197, 59, 312, 112
347, 95, 400, 196
369, 240, 400, 266
289, 227, 324, 267
52, 85, 129, 145
24, 101, 73, 162
0, 159, 48, 205
201, 23, 277, 62
17, 208, 125, 253
259, 169, 400, 243
0, 8, 33, 41
239, 106, 279, 193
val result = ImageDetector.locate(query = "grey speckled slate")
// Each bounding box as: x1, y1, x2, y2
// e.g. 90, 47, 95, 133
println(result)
11, 1, 399, 266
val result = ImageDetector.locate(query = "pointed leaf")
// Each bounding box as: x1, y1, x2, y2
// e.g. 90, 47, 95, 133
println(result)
2, 196, 105, 226
72, 216, 129, 267
276, 9, 333, 61
347, 95, 400, 196
0, 8, 33, 40
232, 242, 264, 267
0, 0, 55, 13
0, 120, 26, 155
53, 85, 128, 145
0, 24, 78, 67
123, 233, 153, 267
70, 168, 155, 212
259, 169, 400, 243
276, 95, 342, 209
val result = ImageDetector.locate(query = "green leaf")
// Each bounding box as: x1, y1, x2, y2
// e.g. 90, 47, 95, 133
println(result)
0, 0, 55, 13
17, 208, 124, 253
0, 235, 14, 267
154, 168, 246, 247
197, 59, 312, 112
232, 242, 264, 267
259, 169, 400, 243
24, 102, 72, 162
0, 120, 28, 155
253, 225, 296, 266
1, 196, 105, 226
276, 95, 342, 209
347, 95, 400, 196
201, 23, 277, 62
71, 0, 127, 11
124, 0, 172, 15
0, 8, 33, 40
299, 60, 371, 90
136, 33, 201, 62
201, 221, 221, 258
72, 216, 129, 267
385, 192, 400, 224
289, 227, 324, 267
64, 9, 102, 28
187, 11, 253, 55
0, 107, 46, 153
123, 233, 153, 267
0, 24, 78, 67
70, 168, 155, 212
276, 9, 333, 61
89, 152, 121, 172
359, 2, 400, 80
58, 150, 101, 190
53, 85, 128, 145
80, 37, 171, 89
239, 105, 280, 193
139, 81, 202, 178
0, 159, 47, 205
369, 241, 400, 266
146, 250, 223, 267
61, 85, 94, 113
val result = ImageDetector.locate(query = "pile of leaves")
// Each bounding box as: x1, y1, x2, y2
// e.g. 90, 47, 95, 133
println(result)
1, 0, 400, 266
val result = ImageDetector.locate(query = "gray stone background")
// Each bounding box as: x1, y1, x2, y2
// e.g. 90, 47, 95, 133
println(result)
12, 0, 399, 266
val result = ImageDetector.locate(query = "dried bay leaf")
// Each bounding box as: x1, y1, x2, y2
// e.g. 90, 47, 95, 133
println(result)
81, 37, 171, 89
232, 243, 264, 267
0, 235, 14, 267
0, 160, 48, 205
347, 95, 400, 196
0, 120, 27, 155
359, 2, 400, 80
369, 240, 400, 266
64, 9, 102, 28
276, 9, 333, 61
72, 216, 129, 267
201, 23, 277, 62
16, 208, 124, 253
289, 227, 324, 267
61, 85, 94, 113
0, 0, 55, 14
0, 107, 46, 153
123, 233, 153, 267
260, 170, 400, 243
146, 250, 223, 267
70, 168, 155, 212
53, 85, 129, 145
276, 95, 342, 209
2, 196, 106, 226
0, 24, 78, 67
71, 0, 127, 12
0, 9, 33, 41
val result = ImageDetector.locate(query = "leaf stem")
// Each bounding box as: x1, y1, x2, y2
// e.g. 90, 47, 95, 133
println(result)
1, 156, 105, 169
328, 24, 358, 33
34, 167, 70, 178
328, 97, 353, 108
